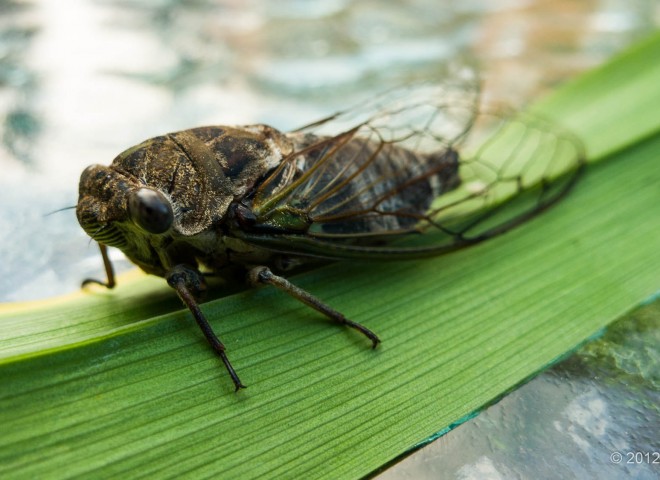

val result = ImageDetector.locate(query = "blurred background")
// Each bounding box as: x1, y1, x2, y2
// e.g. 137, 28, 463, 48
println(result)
0, 1, 658, 478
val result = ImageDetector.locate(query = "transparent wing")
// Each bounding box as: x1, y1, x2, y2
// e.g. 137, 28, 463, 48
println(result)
234, 81, 585, 260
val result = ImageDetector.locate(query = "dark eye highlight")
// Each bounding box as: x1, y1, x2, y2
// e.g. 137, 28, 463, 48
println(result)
128, 188, 173, 234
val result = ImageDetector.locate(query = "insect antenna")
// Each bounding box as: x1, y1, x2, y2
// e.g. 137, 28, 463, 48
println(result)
45, 205, 77, 216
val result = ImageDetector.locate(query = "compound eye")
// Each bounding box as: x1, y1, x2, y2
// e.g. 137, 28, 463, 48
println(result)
128, 188, 173, 234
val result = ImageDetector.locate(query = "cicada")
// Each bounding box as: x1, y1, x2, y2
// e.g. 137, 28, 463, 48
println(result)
76, 82, 584, 391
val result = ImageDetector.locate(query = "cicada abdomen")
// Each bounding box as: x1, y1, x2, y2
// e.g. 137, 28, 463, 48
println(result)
250, 130, 461, 237
234, 83, 584, 260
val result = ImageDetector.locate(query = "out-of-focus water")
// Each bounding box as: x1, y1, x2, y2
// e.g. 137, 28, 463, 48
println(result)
1, 1, 657, 478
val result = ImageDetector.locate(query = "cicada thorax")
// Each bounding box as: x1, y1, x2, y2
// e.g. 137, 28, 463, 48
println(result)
248, 131, 461, 238
77, 124, 294, 275
110, 125, 292, 237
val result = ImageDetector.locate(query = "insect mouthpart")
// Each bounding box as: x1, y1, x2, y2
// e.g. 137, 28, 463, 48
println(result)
80, 219, 128, 249
76, 197, 127, 249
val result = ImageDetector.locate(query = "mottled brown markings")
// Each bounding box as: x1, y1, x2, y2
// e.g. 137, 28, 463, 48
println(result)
168, 131, 232, 193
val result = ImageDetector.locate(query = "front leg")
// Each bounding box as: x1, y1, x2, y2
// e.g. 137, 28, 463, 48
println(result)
82, 243, 116, 289
248, 266, 381, 348
167, 264, 246, 391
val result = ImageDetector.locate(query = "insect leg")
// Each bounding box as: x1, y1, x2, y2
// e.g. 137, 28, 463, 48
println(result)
167, 265, 246, 392
248, 266, 381, 348
82, 243, 116, 289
